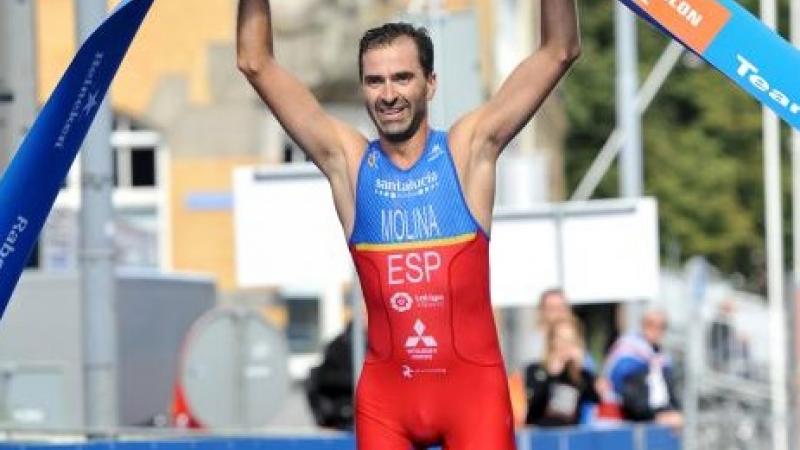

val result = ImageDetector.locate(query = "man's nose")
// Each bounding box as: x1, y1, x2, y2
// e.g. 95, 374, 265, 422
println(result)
380, 82, 398, 104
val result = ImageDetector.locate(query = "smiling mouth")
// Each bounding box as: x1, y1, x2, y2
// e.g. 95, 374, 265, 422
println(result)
377, 105, 407, 120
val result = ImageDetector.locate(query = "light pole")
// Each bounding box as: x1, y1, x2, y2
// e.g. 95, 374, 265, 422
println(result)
615, 1, 644, 334
760, 0, 789, 447
76, 0, 118, 431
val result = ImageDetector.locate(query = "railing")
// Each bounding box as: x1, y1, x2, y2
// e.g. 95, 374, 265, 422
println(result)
0, 424, 680, 450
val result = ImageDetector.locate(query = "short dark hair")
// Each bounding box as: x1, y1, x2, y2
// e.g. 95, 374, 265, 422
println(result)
358, 22, 434, 81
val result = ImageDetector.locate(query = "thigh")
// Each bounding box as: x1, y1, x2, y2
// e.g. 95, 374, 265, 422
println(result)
356, 411, 415, 450
443, 367, 517, 450
443, 414, 516, 450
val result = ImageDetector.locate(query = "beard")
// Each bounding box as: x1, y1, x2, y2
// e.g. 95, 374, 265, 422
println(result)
368, 98, 427, 143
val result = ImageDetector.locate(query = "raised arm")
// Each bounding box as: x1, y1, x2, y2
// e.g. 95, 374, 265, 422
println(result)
449, 0, 580, 231
236, 0, 365, 177
462, 0, 580, 158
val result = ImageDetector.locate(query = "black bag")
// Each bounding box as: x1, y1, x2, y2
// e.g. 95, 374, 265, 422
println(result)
303, 324, 356, 430
304, 365, 354, 430
620, 371, 656, 421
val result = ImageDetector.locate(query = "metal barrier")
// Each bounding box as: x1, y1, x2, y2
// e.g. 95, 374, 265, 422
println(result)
0, 425, 680, 450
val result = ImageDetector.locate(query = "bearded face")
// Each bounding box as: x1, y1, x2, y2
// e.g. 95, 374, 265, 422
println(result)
361, 37, 436, 143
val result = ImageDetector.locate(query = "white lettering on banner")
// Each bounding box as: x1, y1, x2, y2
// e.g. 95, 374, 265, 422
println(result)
55, 52, 105, 150
381, 205, 441, 242
641, 0, 703, 27
736, 54, 800, 115
387, 252, 442, 285
0, 216, 30, 271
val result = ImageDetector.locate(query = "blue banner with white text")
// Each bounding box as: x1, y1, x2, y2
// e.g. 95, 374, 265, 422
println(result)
0, 0, 153, 318
618, 0, 800, 130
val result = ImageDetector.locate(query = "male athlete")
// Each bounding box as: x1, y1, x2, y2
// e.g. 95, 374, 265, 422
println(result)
237, 1, 579, 448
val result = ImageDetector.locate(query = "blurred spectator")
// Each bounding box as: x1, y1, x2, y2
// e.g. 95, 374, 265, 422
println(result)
601, 310, 683, 428
304, 321, 361, 430
709, 299, 752, 377
709, 299, 736, 371
509, 289, 598, 425
524, 317, 599, 427
521, 288, 596, 372
525, 288, 572, 364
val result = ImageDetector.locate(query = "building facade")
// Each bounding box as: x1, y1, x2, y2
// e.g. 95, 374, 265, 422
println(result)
16, 0, 569, 359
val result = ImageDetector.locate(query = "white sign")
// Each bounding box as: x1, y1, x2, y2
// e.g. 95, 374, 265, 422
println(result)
234, 165, 660, 304
490, 199, 660, 306
233, 165, 353, 289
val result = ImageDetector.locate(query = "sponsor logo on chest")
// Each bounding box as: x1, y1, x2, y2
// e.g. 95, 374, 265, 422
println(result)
375, 171, 439, 199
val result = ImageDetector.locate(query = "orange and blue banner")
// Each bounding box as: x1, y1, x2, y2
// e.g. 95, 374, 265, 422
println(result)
0, 0, 153, 318
619, 0, 800, 130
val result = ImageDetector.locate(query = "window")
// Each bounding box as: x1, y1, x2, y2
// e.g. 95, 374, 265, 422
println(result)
111, 143, 157, 188
130, 147, 156, 187
112, 114, 159, 188
60, 114, 160, 190
282, 296, 321, 354
282, 140, 310, 164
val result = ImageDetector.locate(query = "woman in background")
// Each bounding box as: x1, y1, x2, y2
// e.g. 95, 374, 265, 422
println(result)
525, 317, 599, 427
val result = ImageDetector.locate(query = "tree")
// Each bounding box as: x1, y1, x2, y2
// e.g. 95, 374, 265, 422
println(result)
562, 0, 792, 287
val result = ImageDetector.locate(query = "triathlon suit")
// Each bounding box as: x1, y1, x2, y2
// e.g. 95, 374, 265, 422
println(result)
349, 129, 516, 450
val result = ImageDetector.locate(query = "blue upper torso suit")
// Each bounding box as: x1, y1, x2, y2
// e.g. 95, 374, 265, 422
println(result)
349, 129, 482, 248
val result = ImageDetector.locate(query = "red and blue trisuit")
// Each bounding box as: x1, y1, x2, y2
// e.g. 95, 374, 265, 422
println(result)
349, 129, 516, 450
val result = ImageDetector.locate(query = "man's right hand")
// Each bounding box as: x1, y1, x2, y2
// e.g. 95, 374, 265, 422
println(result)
235, 0, 366, 236
655, 410, 684, 430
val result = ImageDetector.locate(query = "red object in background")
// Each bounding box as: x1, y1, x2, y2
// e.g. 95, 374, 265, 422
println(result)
170, 381, 204, 428
595, 402, 624, 421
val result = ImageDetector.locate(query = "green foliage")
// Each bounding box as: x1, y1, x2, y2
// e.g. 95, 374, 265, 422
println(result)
562, 0, 793, 285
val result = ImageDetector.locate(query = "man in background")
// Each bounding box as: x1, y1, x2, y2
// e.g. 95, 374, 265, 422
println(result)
602, 310, 683, 428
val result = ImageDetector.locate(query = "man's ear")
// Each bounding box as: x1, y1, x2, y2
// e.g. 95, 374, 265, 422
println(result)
426, 72, 437, 101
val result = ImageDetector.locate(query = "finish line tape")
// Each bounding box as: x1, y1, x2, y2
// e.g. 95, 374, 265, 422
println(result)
618, 0, 800, 130
0, 0, 153, 318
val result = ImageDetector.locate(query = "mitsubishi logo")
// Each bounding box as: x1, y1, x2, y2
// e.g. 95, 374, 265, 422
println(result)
405, 319, 437, 348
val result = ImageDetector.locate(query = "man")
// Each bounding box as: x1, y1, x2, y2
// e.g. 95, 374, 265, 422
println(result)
709, 299, 738, 372
602, 310, 683, 428
237, 1, 580, 448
